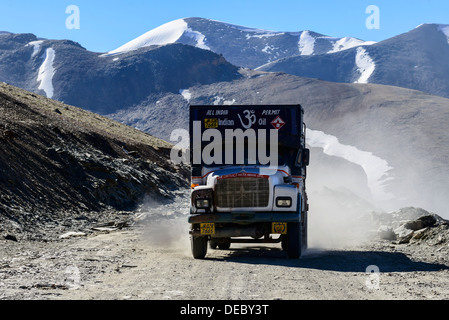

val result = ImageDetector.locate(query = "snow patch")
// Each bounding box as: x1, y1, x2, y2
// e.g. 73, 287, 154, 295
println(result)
354, 47, 375, 84
37, 48, 56, 98
306, 128, 394, 201
328, 37, 375, 53
103, 18, 210, 56
437, 24, 449, 44
247, 32, 284, 39
223, 99, 236, 105
298, 31, 315, 55
26, 40, 44, 58
179, 89, 191, 102
213, 96, 235, 105
184, 27, 210, 50
262, 45, 277, 54
104, 19, 188, 56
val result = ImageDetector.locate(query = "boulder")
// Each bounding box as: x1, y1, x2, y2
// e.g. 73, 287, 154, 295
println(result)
411, 227, 429, 241
394, 225, 415, 244
4, 234, 18, 242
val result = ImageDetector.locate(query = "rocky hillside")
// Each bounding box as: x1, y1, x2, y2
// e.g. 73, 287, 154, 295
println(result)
0, 82, 188, 240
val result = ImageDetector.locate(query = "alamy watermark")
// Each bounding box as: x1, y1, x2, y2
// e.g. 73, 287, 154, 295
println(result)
366, 5, 380, 30
64, 265, 81, 289
170, 125, 279, 167
365, 265, 380, 290
66, 5, 80, 30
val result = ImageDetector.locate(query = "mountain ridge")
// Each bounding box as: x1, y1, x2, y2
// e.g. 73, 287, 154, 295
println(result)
105, 17, 375, 69
259, 23, 449, 98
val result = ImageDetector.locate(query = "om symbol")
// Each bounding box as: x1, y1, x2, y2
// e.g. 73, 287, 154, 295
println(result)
238, 110, 256, 129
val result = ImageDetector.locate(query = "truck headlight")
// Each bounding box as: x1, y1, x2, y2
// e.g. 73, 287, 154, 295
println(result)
192, 188, 214, 210
276, 197, 292, 208
195, 199, 211, 209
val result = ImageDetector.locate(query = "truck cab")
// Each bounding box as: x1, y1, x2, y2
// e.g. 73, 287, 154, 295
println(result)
188, 105, 309, 259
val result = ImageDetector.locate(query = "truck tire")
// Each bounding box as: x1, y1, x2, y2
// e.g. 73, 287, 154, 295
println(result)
287, 222, 302, 259
191, 236, 207, 259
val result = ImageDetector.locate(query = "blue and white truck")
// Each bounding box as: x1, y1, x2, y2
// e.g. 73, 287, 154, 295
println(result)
188, 104, 309, 259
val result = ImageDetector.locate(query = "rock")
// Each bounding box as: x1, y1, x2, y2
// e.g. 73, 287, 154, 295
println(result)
4, 234, 18, 242
411, 227, 429, 241
128, 150, 140, 158
403, 220, 425, 231
91, 227, 117, 232
59, 231, 86, 239
417, 215, 437, 228
392, 213, 441, 244
403, 215, 436, 231
2, 129, 15, 139
394, 225, 415, 244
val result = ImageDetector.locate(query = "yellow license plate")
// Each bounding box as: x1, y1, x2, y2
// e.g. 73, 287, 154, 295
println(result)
200, 223, 215, 235
272, 222, 287, 234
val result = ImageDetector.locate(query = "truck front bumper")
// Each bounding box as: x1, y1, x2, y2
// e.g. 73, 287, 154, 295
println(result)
188, 212, 300, 224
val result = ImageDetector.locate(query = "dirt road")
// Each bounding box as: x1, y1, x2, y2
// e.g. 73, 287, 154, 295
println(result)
1, 219, 449, 301
1, 193, 449, 301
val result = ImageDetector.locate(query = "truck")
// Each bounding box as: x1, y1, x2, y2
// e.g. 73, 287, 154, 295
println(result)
188, 104, 309, 259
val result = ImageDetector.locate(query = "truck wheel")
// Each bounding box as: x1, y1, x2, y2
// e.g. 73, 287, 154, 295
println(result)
287, 222, 302, 259
191, 236, 207, 259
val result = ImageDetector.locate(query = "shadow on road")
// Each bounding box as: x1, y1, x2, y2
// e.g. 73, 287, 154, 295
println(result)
211, 246, 449, 273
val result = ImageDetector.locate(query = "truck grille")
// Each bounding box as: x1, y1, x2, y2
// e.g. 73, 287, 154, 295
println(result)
215, 177, 269, 208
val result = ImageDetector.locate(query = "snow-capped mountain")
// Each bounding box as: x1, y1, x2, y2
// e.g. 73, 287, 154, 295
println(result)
0, 32, 241, 114
105, 17, 374, 69
103, 18, 449, 99
259, 23, 449, 99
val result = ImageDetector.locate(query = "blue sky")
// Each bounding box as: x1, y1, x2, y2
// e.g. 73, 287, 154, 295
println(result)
1, 0, 448, 52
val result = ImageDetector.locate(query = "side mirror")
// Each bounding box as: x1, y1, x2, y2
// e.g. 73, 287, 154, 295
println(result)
303, 148, 310, 167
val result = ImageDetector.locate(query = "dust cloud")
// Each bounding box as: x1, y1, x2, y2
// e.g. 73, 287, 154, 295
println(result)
306, 148, 381, 250
307, 189, 378, 249
134, 192, 191, 256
